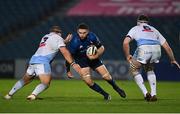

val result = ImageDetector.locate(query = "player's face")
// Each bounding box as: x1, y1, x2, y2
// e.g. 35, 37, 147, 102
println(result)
77, 29, 89, 40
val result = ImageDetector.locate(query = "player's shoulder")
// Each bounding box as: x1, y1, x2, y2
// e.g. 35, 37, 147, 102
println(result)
70, 33, 80, 44
72, 33, 79, 40
128, 26, 139, 33
88, 32, 97, 37
88, 32, 98, 40
131, 25, 139, 30
149, 25, 157, 30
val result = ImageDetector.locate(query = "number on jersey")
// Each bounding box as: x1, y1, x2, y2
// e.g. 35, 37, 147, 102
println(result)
39, 37, 48, 47
142, 26, 153, 32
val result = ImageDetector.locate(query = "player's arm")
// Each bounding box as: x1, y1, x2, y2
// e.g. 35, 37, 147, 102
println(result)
157, 29, 180, 69
64, 60, 74, 78
59, 46, 81, 74
96, 45, 104, 57
87, 33, 104, 60
123, 36, 133, 62
64, 33, 72, 44
161, 41, 180, 69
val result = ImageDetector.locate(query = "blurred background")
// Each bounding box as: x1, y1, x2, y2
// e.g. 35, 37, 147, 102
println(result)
0, 0, 179, 80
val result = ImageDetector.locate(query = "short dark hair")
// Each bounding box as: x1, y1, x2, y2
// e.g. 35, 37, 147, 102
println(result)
50, 26, 61, 33
137, 14, 149, 22
77, 23, 89, 30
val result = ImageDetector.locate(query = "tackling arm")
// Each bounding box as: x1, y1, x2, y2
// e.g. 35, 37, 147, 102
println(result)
59, 47, 81, 74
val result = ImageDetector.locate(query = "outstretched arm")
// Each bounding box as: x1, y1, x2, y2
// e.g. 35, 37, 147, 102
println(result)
59, 47, 81, 74
162, 41, 180, 69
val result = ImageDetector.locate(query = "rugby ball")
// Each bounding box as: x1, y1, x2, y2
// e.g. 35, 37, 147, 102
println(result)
86, 45, 97, 56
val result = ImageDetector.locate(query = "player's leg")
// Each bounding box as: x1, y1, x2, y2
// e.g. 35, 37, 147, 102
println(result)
129, 58, 151, 101
80, 67, 111, 100
144, 64, 157, 101
4, 65, 35, 100
143, 45, 161, 101
27, 64, 51, 100
95, 65, 126, 98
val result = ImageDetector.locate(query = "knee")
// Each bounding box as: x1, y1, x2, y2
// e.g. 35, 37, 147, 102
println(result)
129, 61, 140, 76
102, 73, 112, 80
143, 64, 154, 73
81, 74, 94, 86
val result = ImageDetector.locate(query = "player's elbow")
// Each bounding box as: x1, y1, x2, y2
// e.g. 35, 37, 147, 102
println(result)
162, 41, 171, 51
123, 37, 130, 45
101, 45, 105, 51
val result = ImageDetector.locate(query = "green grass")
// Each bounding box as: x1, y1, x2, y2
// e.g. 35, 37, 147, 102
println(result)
0, 79, 180, 113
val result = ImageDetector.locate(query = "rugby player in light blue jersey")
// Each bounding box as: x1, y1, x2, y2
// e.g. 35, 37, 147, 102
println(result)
123, 14, 180, 101
4, 26, 80, 100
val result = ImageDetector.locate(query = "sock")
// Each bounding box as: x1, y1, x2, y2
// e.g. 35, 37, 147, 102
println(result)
89, 83, 108, 96
134, 74, 148, 97
32, 83, 48, 96
147, 71, 157, 96
9, 79, 25, 96
107, 79, 120, 90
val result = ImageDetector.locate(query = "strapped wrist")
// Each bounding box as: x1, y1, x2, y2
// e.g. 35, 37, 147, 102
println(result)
70, 61, 75, 66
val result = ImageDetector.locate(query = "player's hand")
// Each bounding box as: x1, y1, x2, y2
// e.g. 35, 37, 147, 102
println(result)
64, 33, 72, 44
67, 71, 74, 79
87, 53, 99, 60
171, 60, 180, 69
126, 55, 133, 63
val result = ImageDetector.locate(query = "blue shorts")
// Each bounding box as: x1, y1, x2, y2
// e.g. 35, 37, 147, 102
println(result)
75, 58, 103, 70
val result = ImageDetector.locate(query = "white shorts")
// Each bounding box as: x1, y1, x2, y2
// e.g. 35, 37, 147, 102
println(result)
133, 45, 161, 64
26, 64, 51, 76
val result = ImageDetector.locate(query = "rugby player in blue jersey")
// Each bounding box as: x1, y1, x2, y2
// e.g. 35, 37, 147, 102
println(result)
65, 23, 126, 100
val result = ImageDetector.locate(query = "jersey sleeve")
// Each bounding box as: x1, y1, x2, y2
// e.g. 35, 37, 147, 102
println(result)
155, 29, 166, 45
90, 33, 102, 48
57, 36, 66, 48
48, 35, 65, 50
126, 27, 136, 39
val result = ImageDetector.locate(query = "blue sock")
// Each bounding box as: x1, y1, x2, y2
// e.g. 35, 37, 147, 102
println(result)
89, 83, 108, 96
107, 79, 119, 90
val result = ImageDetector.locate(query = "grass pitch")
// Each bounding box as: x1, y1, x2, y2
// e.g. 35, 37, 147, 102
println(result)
0, 79, 180, 113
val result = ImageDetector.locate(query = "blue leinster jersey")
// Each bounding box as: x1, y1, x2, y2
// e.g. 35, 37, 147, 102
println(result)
68, 32, 102, 60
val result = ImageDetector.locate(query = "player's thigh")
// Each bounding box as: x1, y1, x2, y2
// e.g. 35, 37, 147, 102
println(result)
25, 65, 36, 84
133, 46, 151, 64
95, 65, 112, 80
129, 58, 142, 76
150, 45, 161, 63
35, 64, 52, 85
35, 64, 51, 75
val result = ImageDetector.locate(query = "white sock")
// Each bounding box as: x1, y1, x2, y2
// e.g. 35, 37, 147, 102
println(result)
147, 71, 156, 96
32, 83, 48, 96
134, 74, 148, 97
9, 79, 25, 96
